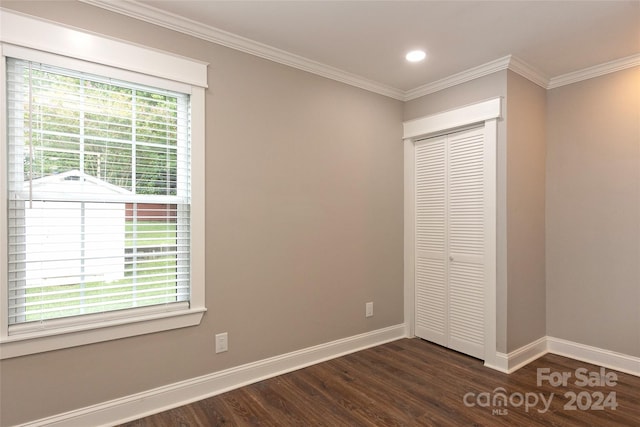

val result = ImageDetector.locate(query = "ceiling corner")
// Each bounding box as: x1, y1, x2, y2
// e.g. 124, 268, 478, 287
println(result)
507, 56, 550, 89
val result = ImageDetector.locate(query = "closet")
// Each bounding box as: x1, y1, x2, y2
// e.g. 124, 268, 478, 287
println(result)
414, 126, 488, 360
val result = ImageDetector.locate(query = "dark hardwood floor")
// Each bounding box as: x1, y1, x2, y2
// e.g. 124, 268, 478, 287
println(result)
117, 338, 640, 426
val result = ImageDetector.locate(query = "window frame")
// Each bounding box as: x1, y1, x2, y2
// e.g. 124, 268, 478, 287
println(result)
0, 10, 208, 359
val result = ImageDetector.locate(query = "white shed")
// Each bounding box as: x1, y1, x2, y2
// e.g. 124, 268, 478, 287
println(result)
25, 170, 130, 287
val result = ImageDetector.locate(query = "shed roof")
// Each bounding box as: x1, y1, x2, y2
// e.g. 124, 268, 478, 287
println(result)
27, 170, 132, 202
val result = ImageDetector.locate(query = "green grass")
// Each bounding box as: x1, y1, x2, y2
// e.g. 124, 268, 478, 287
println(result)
24, 221, 182, 322
125, 221, 177, 247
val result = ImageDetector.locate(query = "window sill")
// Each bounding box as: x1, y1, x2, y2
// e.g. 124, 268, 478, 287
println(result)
0, 306, 207, 359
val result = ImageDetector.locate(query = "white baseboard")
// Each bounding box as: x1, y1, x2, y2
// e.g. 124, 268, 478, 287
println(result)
506, 336, 548, 373
483, 352, 509, 373
486, 336, 640, 377
18, 329, 639, 427
18, 324, 408, 427
487, 336, 548, 374
546, 337, 640, 377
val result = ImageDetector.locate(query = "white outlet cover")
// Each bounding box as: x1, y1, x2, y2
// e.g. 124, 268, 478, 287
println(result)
215, 332, 228, 353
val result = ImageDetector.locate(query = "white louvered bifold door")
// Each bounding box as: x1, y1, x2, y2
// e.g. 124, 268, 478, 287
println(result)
447, 127, 485, 359
414, 135, 447, 346
415, 126, 486, 360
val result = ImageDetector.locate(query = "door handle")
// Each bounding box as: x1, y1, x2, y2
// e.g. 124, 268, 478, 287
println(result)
449, 255, 454, 261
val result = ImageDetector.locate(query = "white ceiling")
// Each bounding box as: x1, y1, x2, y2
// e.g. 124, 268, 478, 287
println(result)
93, 1, 639, 95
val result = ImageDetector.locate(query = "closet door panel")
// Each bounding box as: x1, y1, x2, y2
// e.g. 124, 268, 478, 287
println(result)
447, 128, 485, 359
448, 260, 484, 358
414, 136, 447, 345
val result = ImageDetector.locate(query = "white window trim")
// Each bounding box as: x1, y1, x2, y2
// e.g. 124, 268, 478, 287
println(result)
0, 9, 208, 88
0, 10, 208, 359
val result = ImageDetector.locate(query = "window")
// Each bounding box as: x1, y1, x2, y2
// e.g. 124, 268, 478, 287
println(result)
1, 11, 207, 359
7, 59, 191, 326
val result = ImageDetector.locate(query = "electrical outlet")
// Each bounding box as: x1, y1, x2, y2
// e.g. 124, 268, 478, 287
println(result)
365, 302, 373, 318
215, 332, 228, 353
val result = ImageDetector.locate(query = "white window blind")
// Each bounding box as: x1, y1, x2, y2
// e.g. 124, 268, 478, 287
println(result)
6, 58, 192, 327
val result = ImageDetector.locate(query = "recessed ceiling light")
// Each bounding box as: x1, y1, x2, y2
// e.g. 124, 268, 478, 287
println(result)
406, 50, 426, 63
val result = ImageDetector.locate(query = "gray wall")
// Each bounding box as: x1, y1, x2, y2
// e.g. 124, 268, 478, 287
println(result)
403, 72, 508, 121
406, 67, 638, 358
1, 2, 639, 426
505, 71, 547, 351
404, 71, 510, 353
546, 67, 640, 357
0, 2, 404, 426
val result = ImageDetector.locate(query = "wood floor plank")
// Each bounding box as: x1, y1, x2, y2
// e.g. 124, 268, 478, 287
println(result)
116, 339, 640, 426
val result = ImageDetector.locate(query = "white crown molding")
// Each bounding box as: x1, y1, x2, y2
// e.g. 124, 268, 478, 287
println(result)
75, 1, 640, 99
547, 54, 640, 89
405, 55, 551, 101
508, 56, 549, 89
16, 324, 407, 427
80, 0, 405, 100
404, 56, 512, 101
